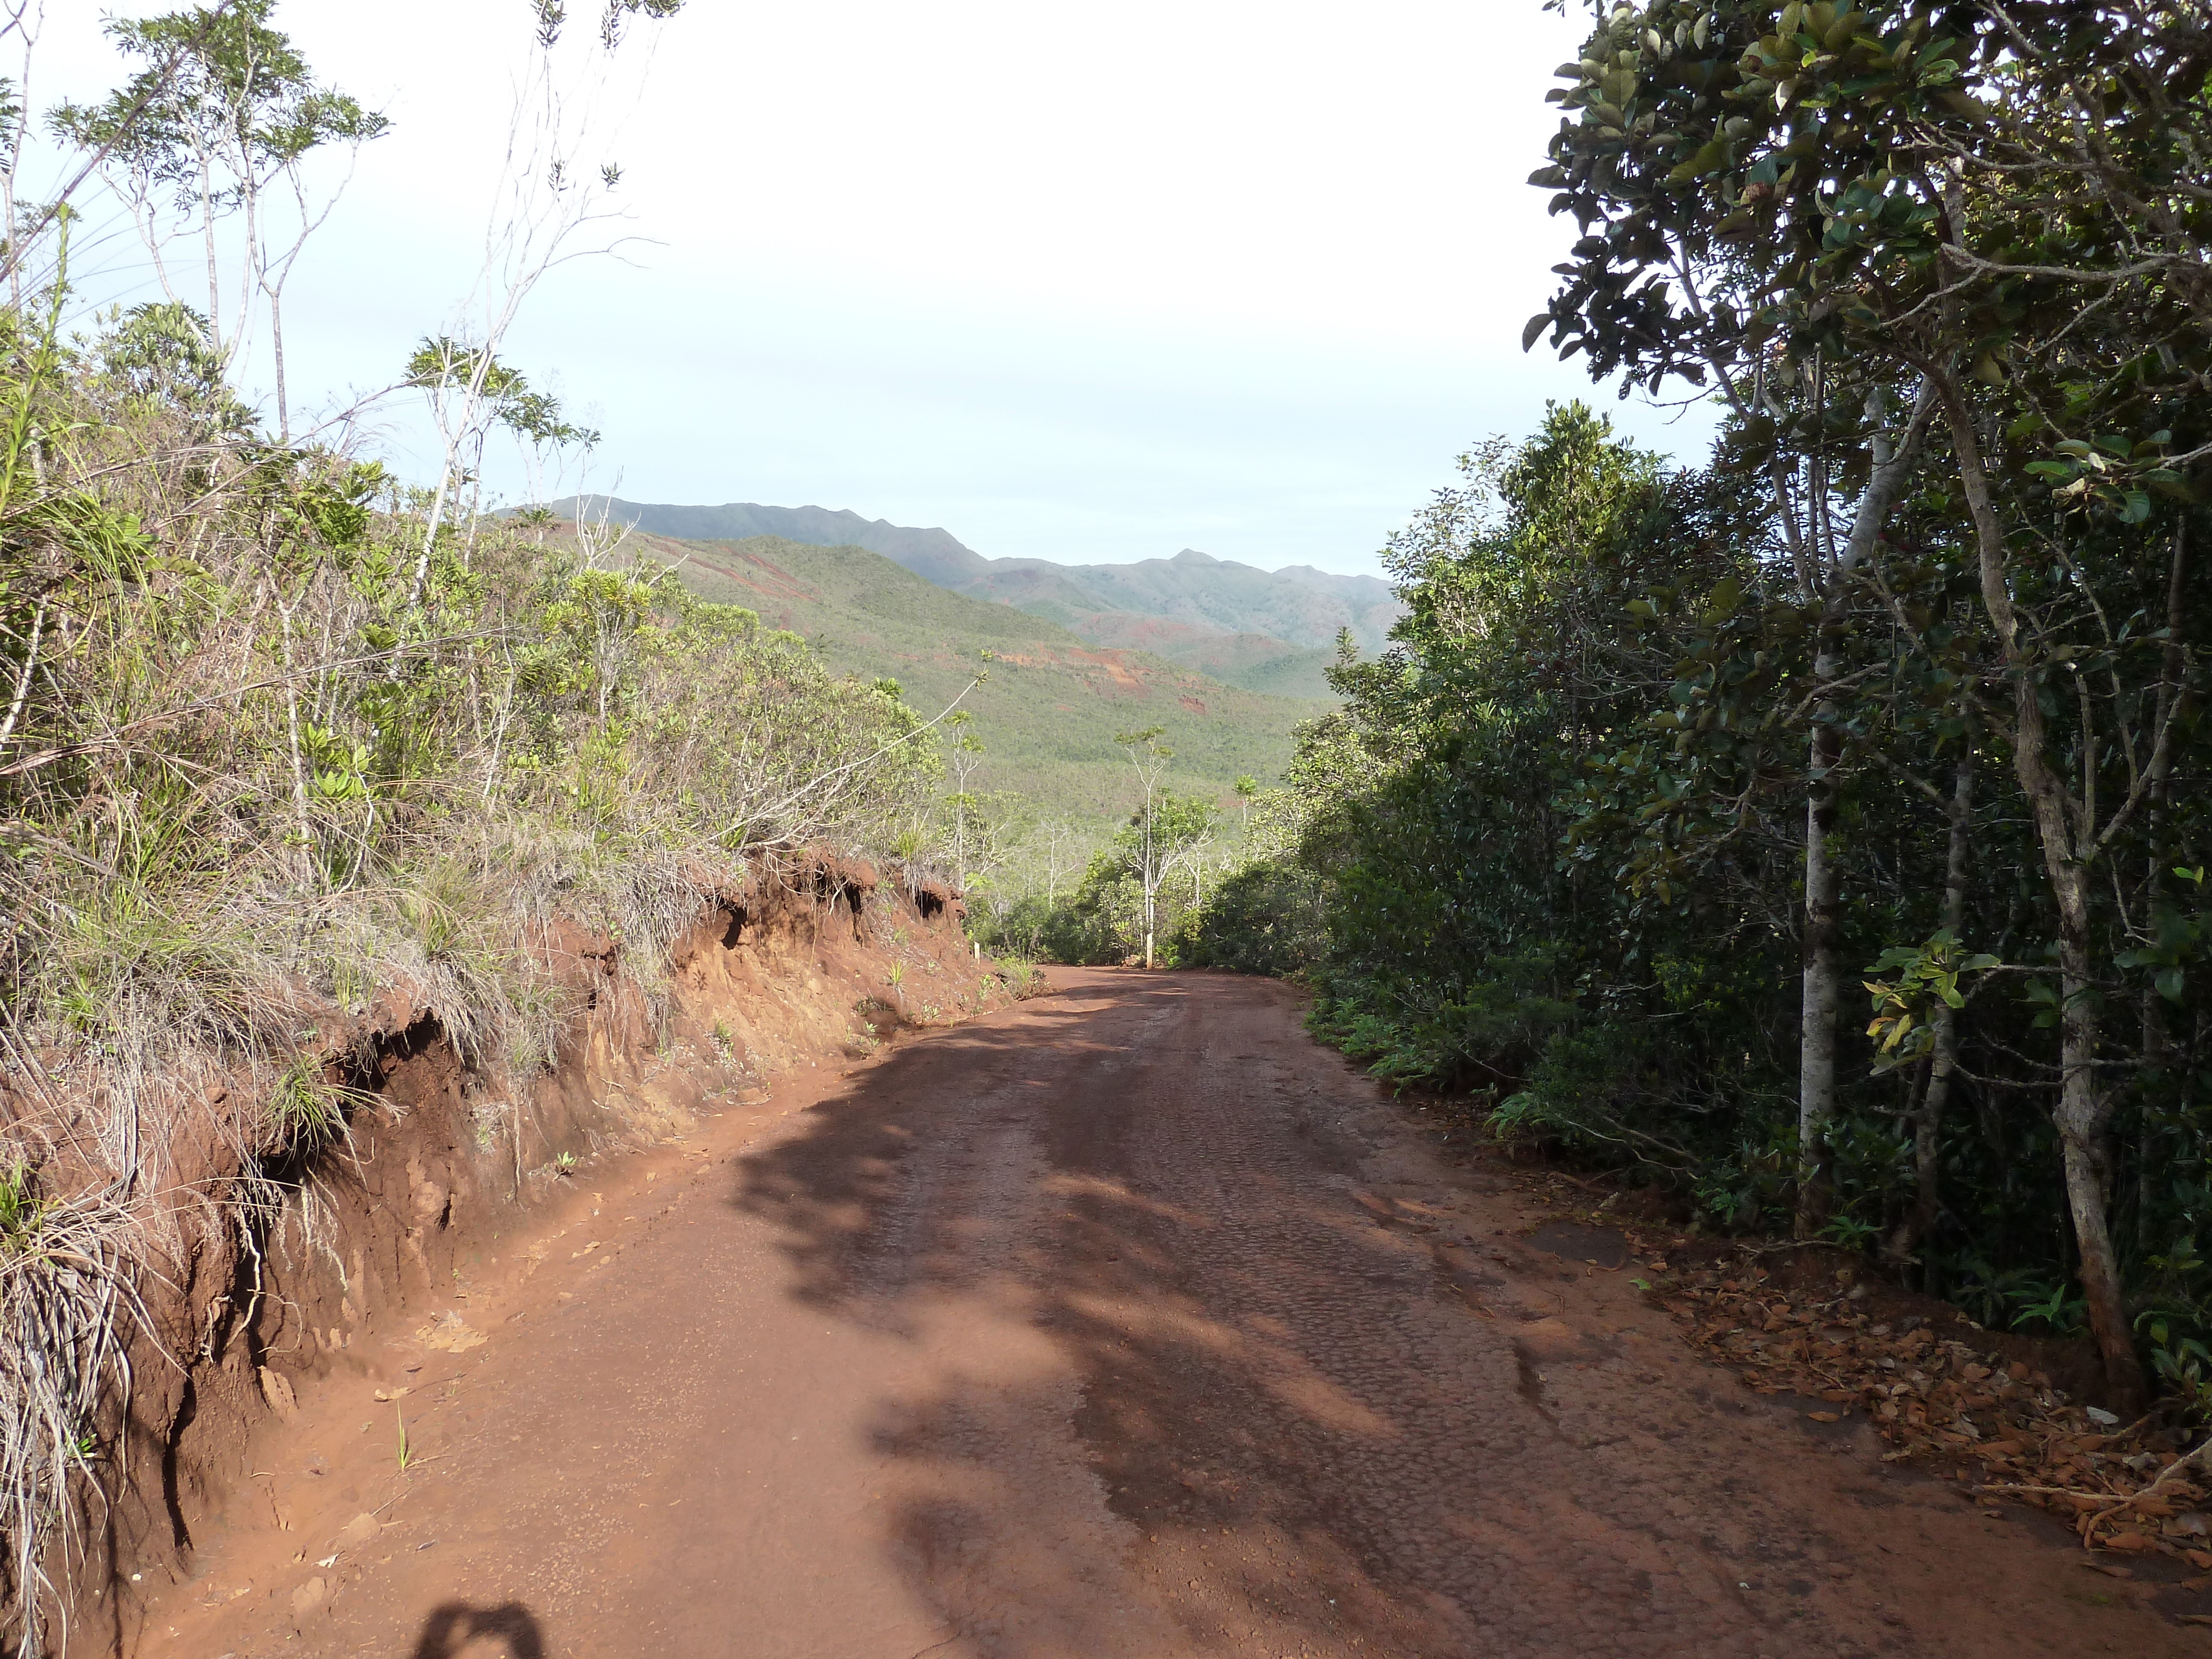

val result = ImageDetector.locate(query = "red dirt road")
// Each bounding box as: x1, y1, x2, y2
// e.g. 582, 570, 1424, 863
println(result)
141, 972, 2187, 1657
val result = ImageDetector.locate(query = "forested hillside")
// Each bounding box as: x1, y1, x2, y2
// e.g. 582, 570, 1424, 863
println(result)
955, 546, 1400, 655
1055, 611, 1338, 701
583, 527, 1324, 820
572, 497, 982, 578
1149, 2, 2212, 1418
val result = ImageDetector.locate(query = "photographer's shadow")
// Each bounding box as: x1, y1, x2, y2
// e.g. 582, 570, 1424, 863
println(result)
407, 1601, 545, 1659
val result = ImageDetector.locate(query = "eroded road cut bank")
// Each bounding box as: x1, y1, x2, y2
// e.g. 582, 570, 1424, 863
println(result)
139, 972, 2181, 1658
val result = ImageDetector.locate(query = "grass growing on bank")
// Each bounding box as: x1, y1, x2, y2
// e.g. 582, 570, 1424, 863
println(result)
0, 293, 945, 1650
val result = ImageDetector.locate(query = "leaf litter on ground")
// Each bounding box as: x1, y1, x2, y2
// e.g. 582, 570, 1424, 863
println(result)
1496, 1169, 2210, 1567
1649, 1255, 2207, 1562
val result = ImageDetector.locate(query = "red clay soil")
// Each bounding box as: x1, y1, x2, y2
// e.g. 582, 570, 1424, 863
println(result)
26, 862, 980, 1658
119, 972, 2195, 1658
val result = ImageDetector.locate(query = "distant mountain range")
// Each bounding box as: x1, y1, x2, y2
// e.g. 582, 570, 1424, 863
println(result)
572, 497, 1402, 699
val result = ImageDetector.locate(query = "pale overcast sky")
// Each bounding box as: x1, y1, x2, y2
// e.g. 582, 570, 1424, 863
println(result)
26, 0, 1718, 575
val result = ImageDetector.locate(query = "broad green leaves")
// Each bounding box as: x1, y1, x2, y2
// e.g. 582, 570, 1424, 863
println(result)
1862, 932, 2001, 1067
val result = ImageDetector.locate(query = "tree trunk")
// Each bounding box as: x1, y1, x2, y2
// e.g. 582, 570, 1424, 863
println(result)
199, 156, 221, 354
1932, 367, 2143, 1409
270, 285, 290, 444
2136, 998, 2162, 1253
411, 456, 457, 609
1145, 804, 1155, 968
1907, 748, 1975, 1274
1796, 716, 1841, 1238
237, 159, 264, 385
2136, 523, 2187, 1248
413, 347, 499, 608
1793, 383, 1935, 1238
2042, 763, 2138, 1407
2061, 1120, 2135, 1397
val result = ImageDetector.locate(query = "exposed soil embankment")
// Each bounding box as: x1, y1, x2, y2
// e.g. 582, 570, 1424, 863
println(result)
41, 859, 1005, 1656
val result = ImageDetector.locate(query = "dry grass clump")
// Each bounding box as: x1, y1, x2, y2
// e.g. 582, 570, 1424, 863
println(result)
0, 1166, 152, 1659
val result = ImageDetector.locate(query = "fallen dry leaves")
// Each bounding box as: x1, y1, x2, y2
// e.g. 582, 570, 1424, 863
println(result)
1650, 1258, 2209, 1562
415, 1311, 486, 1354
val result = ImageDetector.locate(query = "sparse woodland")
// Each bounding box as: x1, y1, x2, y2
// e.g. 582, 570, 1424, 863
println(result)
1181, 1, 2212, 1419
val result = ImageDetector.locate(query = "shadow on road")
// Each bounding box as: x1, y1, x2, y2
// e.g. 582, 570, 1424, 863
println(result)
730, 970, 1470, 1657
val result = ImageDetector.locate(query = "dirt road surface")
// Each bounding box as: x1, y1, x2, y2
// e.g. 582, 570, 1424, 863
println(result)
140, 971, 2188, 1658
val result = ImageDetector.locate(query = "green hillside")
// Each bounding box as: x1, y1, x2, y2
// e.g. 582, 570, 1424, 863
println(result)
1058, 611, 1339, 699
1232, 644, 1341, 700
630, 531, 1328, 822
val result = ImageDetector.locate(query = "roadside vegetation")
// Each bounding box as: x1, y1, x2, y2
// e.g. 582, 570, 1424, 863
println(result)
0, 3, 962, 1650
1159, 2, 2212, 1417
0, 224, 939, 1659
964, 731, 1249, 969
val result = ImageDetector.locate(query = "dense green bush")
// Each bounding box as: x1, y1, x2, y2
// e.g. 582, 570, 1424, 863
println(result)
1171, 859, 1324, 977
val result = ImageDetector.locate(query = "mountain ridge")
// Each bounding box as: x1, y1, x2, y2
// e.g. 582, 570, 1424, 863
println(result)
575, 496, 1397, 697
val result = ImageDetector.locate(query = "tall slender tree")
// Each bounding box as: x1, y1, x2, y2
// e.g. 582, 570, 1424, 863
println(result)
50, 0, 389, 432
1115, 726, 1176, 968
